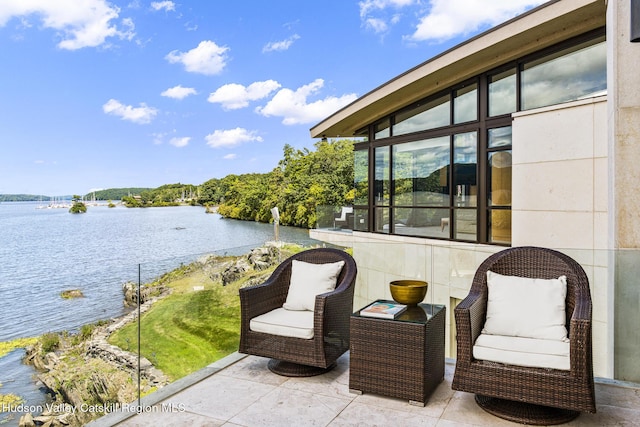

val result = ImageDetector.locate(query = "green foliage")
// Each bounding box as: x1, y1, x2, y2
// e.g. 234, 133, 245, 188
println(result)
69, 199, 87, 214
0, 337, 38, 358
203, 139, 355, 228
0, 194, 52, 202
40, 332, 61, 354
122, 183, 198, 208
83, 188, 151, 201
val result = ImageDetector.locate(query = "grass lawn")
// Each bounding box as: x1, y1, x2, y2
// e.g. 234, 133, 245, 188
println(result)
108, 265, 268, 381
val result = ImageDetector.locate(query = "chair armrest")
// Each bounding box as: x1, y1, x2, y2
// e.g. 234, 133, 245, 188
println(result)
239, 273, 289, 323
454, 290, 486, 363
568, 293, 593, 378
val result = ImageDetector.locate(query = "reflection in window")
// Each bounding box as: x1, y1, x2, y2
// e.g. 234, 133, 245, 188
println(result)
353, 208, 369, 231
393, 208, 449, 238
393, 94, 450, 136
454, 209, 477, 240
488, 151, 512, 207
375, 207, 390, 233
374, 118, 390, 139
489, 68, 516, 116
374, 147, 390, 206
453, 132, 477, 208
488, 126, 512, 148
490, 210, 512, 244
521, 37, 606, 110
454, 83, 477, 124
354, 149, 369, 205
393, 136, 450, 207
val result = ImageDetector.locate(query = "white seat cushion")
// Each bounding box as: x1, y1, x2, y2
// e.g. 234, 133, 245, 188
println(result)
249, 308, 314, 339
473, 333, 570, 371
483, 270, 568, 341
283, 260, 345, 311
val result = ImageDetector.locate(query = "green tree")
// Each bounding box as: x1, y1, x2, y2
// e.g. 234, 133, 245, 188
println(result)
69, 195, 87, 214
214, 139, 354, 228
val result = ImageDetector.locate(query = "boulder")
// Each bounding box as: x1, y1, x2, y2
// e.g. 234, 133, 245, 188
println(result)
18, 413, 34, 427
221, 259, 251, 285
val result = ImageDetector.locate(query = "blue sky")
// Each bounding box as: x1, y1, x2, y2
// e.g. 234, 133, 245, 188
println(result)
0, 0, 546, 196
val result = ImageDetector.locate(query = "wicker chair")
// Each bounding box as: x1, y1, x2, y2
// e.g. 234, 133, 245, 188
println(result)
452, 246, 596, 425
239, 248, 357, 376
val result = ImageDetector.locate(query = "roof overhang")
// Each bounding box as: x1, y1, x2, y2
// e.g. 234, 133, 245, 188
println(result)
310, 0, 606, 139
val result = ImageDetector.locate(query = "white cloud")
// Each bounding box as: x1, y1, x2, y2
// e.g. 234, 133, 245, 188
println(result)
165, 40, 229, 75
102, 99, 158, 124
359, 0, 416, 17
0, 0, 136, 50
262, 34, 300, 53
365, 18, 388, 33
151, 1, 175, 12
359, 0, 415, 34
208, 80, 281, 110
408, 0, 547, 42
205, 128, 263, 149
161, 85, 197, 100
256, 79, 357, 125
169, 136, 190, 147
223, 153, 237, 160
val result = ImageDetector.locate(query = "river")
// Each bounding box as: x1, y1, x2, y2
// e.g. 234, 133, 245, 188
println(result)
0, 202, 315, 424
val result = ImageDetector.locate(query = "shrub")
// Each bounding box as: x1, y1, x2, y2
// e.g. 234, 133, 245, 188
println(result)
40, 332, 60, 354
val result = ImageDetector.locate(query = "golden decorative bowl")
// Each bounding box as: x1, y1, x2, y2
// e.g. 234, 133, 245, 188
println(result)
389, 280, 428, 305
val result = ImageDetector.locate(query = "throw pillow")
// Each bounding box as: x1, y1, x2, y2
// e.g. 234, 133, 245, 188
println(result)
482, 270, 568, 341
283, 260, 345, 311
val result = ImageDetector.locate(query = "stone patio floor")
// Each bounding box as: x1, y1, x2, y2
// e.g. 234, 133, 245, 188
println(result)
91, 352, 640, 427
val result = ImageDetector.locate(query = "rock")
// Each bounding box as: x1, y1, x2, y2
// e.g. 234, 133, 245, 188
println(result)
121, 281, 138, 307
247, 246, 280, 270
220, 245, 281, 285
122, 281, 167, 307
60, 289, 84, 299
18, 413, 34, 427
221, 259, 251, 285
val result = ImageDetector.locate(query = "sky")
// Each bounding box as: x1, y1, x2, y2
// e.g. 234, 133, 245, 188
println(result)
0, 0, 547, 196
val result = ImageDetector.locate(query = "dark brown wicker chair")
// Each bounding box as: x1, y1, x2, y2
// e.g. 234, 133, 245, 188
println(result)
239, 248, 357, 376
452, 246, 596, 425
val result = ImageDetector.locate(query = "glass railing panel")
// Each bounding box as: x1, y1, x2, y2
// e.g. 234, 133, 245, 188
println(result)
316, 205, 354, 231
0, 259, 142, 427
110, 241, 326, 408
346, 240, 640, 384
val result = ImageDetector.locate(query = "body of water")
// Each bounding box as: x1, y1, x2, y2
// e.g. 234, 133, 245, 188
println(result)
0, 202, 314, 424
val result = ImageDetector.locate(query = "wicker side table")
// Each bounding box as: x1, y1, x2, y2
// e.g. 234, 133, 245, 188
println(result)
349, 301, 446, 406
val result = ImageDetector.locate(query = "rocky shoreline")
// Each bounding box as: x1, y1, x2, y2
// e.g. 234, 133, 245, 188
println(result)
16, 243, 288, 427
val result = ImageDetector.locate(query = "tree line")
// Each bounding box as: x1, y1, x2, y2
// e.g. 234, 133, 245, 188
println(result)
199, 139, 354, 228
120, 184, 199, 207
5, 139, 355, 228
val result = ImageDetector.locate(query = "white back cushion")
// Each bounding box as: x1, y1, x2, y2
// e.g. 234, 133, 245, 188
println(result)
482, 270, 568, 341
283, 260, 345, 311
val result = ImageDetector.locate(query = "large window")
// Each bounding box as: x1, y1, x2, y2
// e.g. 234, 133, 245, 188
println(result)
521, 35, 606, 110
353, 148, 369, 231
357, 30, 604, 245
488, 68, 516, 117
374, 146, 390, 233
487, 127, 512, 244
392, 94, 450, 137
392, 137, 450, 238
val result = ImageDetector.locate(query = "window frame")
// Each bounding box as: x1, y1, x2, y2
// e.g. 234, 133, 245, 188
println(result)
356, 29, 605, 246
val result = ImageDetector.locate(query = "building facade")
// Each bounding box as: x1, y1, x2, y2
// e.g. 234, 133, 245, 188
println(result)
310, 0, 640, 382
